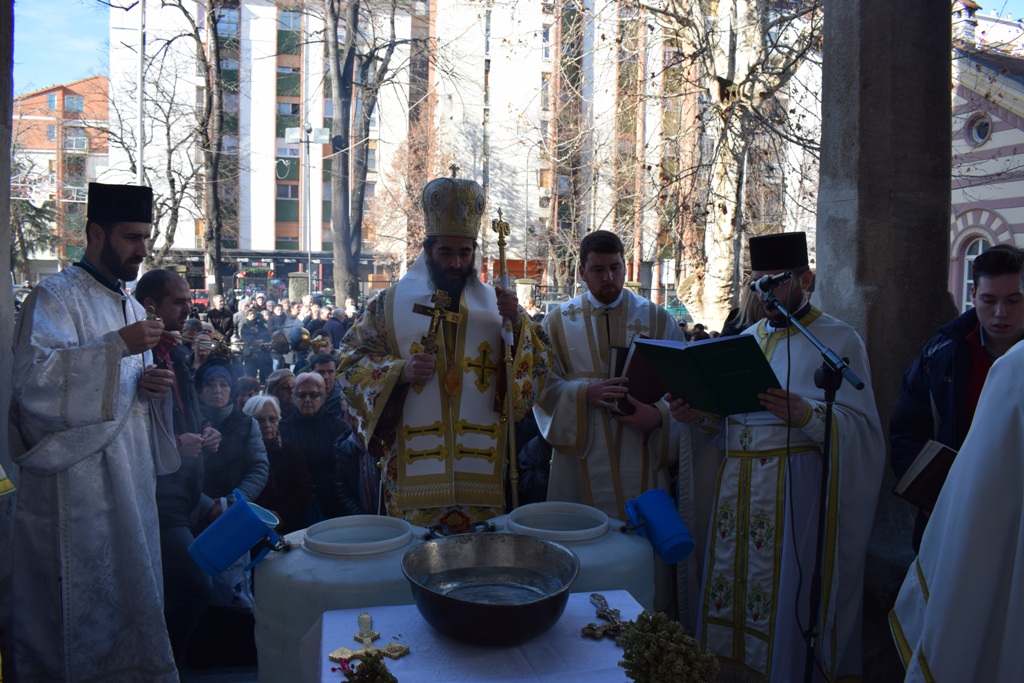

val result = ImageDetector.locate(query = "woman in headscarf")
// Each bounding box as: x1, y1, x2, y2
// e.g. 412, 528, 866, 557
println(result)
243, 395, 314, 534
195, 359, 268, 525
188, 358, 270, 667
264, 368, 298, 420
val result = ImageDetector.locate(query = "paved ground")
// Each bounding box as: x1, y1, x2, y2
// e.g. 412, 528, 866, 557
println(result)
179, 666, 258, 683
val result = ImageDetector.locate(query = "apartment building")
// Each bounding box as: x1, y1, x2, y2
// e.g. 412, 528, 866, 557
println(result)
11, 75, 109, 279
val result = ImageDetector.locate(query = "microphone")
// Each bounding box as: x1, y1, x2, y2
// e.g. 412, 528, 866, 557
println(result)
749, 272, 793, 293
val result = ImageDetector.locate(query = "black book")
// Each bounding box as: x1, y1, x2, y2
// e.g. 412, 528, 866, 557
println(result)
629, 335, 782, 416
892, 440, 958, 513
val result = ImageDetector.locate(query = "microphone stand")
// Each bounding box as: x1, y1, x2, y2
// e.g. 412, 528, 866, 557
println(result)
759, 292, 864, 683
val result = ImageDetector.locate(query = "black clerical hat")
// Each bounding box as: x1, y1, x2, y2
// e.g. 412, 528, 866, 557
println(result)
749, 232, 808, 271
87, 182, 153, 224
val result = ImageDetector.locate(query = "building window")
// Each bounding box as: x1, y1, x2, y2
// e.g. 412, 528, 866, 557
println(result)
64, 95, 84, 112
276, 139, 300, 157
278, 11, 302, 31
46, 93, 57, 110
46, 125, 57, 141
220, 58, 239, 71
277, 102, 301, 116
277, 183, 300, 200
213, 8, 239, 36
65, 128, 87, 150
224, 92, 239, 113
542, 26, 552, 61
222, 135, 238, 154
963, 237, 993, 310
541, 73, 551, 110
967, 113, 992, 146
366, 142, 377, 173
324, 99, 333, 117
277, 66, 301, 74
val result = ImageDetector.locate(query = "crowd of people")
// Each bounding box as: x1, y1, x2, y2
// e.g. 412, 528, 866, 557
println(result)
4, 179, 1023, 683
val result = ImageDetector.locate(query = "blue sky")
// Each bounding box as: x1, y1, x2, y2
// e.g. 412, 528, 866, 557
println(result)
11, 0, 1024, 96
13, 0, 110, 95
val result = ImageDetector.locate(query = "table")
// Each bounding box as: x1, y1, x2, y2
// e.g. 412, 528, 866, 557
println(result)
299, 589, 643, 682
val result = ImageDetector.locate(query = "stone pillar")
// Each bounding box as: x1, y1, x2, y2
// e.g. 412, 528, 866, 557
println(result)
816, 2, 953, 679
1, 0, 16, 670
289, 272, 310, 303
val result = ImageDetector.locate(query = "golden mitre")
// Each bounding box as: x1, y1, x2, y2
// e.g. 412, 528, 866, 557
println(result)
421, 175, 486, 240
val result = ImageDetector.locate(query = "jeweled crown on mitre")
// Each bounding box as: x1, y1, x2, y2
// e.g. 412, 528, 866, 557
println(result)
420, 172, 486, 240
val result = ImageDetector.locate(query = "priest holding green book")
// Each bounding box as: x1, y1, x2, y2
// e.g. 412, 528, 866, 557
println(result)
669, 232, 884, 683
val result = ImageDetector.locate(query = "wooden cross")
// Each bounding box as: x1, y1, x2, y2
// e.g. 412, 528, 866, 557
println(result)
328, 611, 410, 663
461, 341, 498, 392
412, 290, 461, 355
581, 593, 628, 645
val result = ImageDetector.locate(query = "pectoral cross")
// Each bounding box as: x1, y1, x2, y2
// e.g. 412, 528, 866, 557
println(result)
328, 611, 410, 663
412, 290, 462, 355
581, 593, 627, 645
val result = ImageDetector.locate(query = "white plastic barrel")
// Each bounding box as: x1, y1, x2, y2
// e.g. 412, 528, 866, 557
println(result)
491, 501, 656, 610
254, 515, 425, 683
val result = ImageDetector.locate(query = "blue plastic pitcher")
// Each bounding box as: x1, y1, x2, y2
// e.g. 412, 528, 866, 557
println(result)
624, 488, 694, 563
188, 489, 282, 576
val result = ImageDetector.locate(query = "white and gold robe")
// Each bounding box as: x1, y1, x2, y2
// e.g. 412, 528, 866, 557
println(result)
693, 308, 884, 682
337, 253, 550, 529
890, 339, 1024, 682
533, 290, 686, 519
10, 266, 179, 682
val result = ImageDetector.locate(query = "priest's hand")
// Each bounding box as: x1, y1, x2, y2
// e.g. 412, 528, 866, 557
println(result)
614, 395, 662, 433
587, 376, 629, 410
139, 365, 174, 398
120, 320, 165, 354
402, 352, 436, 384
667, 395, 701, 423
758, 387, 811, 426
495, 287, 521, 324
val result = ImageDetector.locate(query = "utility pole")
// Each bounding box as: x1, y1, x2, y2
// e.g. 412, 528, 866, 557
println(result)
287, 123, 330, 295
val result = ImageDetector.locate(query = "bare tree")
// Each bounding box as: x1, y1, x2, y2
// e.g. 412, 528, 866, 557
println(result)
645, 0, 823, 325
103, 0, 231, 291
325, 0, 414, 300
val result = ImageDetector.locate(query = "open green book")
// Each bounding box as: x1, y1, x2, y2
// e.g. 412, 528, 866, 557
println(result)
629, 335, 781, 416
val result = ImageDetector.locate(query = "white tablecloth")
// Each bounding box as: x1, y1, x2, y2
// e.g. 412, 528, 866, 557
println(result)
299, 589, 642, 683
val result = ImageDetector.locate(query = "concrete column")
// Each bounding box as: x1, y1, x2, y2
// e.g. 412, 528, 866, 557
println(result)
816, 2, 953, 679
1, 0, 16, 671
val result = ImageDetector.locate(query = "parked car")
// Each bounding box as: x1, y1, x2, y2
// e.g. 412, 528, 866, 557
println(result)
190, 289, 210, 311
662, 297, 693, 323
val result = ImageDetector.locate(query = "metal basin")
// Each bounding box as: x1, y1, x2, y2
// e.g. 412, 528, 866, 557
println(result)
401, 533, 579, 645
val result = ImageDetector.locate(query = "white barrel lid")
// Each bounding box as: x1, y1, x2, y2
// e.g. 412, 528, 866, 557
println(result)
506, 501, 609, 542
303, 515, 413, 556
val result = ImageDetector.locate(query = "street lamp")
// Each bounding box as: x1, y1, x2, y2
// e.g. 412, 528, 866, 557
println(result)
286, 123, 330, 295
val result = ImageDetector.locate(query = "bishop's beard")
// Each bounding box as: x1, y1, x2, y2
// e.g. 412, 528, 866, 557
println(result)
425, 253, 477, 308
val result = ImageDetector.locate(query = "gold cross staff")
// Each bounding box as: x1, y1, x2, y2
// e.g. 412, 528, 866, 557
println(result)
412, 290, 461, 355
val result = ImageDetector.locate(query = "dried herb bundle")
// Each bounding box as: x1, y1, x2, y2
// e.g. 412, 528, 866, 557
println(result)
619, 611, 719, 683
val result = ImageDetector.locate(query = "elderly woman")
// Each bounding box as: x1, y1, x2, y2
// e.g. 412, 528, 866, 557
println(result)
243, 395, 315, 535
195, 359, 269, 523
279, 372, 349, 523
264, 369, 297, 420
234, 376, 261, 413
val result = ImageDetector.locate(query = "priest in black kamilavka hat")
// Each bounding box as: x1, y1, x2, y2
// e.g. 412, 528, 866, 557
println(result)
669, 231, 886, 682
9, 182, 183, 681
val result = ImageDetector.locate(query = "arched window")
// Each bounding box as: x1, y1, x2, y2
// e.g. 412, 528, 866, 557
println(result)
963, 237, 992, 311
